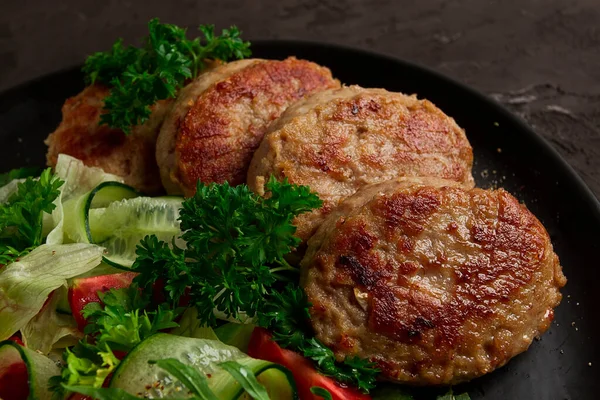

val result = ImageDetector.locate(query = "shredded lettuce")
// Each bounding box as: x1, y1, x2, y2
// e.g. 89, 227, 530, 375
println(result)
0, 178, 25, 203
21, 284, 82, 354
54, 154, 124, 201
0, 243, 104, 340
46, 154, 125, 245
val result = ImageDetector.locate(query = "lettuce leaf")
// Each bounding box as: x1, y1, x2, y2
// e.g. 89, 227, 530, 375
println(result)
21, 284, 82, 354
0, 243, 104, 340
0, 178, 25, 203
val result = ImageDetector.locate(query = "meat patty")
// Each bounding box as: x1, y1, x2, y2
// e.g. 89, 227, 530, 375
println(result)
156, 57, 340, 196
45, 84, 171, 194
301, 177, 566, 385
248, 86, 474, 243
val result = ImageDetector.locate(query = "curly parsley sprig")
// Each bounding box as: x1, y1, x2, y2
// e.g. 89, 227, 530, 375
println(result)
133, 177, 321, 325
83, 18, 251, 133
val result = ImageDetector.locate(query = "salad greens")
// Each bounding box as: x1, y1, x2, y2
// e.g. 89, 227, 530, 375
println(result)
83, 18, 251, 132
0, 168, 63, 265
0, 243, 104, 340
20, 284, 81, 354
47, 153, 126, 246
260, 285, 380, 392
133, 177, 322, 324
219, 361, 271, 400
81, 285, 181, 352
49, 284, 180, 397
64, 333, 296, 399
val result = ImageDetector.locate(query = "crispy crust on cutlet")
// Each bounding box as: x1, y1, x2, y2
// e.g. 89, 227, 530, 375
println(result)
248, 86, 475, 243
45, 84, 171, 194
301, 177, 566, 385
156, 57, 340, 196
156, 59, 260, 194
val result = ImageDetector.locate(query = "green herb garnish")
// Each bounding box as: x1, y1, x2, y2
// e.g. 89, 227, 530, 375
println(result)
261, 285, 380, 392
83, 18, 251, 133
50, 285, 181, 396
0, 168, 63, 265
0, 167, 42, 186
133, 177, 321, 325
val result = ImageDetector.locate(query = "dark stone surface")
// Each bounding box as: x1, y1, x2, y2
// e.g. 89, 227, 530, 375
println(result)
1, 0, 599, 196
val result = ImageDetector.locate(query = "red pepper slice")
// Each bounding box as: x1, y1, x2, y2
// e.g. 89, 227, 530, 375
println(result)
247, 327, 371, 400
69, 272, 137, 331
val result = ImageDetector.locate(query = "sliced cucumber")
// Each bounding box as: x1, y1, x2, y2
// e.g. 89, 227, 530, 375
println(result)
62, 180, 183, 268
109, 333, 297, 399
214, 322, 256, 353
87, 196, 183, 268
0, 340, 61, 400
63, 182, 138, 244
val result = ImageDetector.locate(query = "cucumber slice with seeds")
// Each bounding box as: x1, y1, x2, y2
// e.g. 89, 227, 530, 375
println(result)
63, 182, 138, 244
87, 196, 183, 268
62, 181, 183, 269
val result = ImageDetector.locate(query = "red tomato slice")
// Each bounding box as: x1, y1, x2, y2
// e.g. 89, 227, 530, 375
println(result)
152, 278, 191, 307
7, 335, 24, 347
0, 361, 29, 400
69, 272, 137, 331
247, 328, 371, 400
0, 338, 29, 399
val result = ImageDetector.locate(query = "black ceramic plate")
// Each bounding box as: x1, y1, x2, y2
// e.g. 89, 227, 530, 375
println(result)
0, 41, 598, 400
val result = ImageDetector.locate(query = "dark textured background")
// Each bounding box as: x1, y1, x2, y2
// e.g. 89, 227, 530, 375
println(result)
1, 0, 599, 197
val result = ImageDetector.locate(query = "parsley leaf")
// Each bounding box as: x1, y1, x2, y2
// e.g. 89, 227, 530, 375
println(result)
82, 284, 181, 352
83, 18, 251, 133
51, 285, 181, 396
311, 387, 333, 400
0, 168, 63, 265
0, 167, 42, 186
133, 177, 321, 326
258, 285, 310, 349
